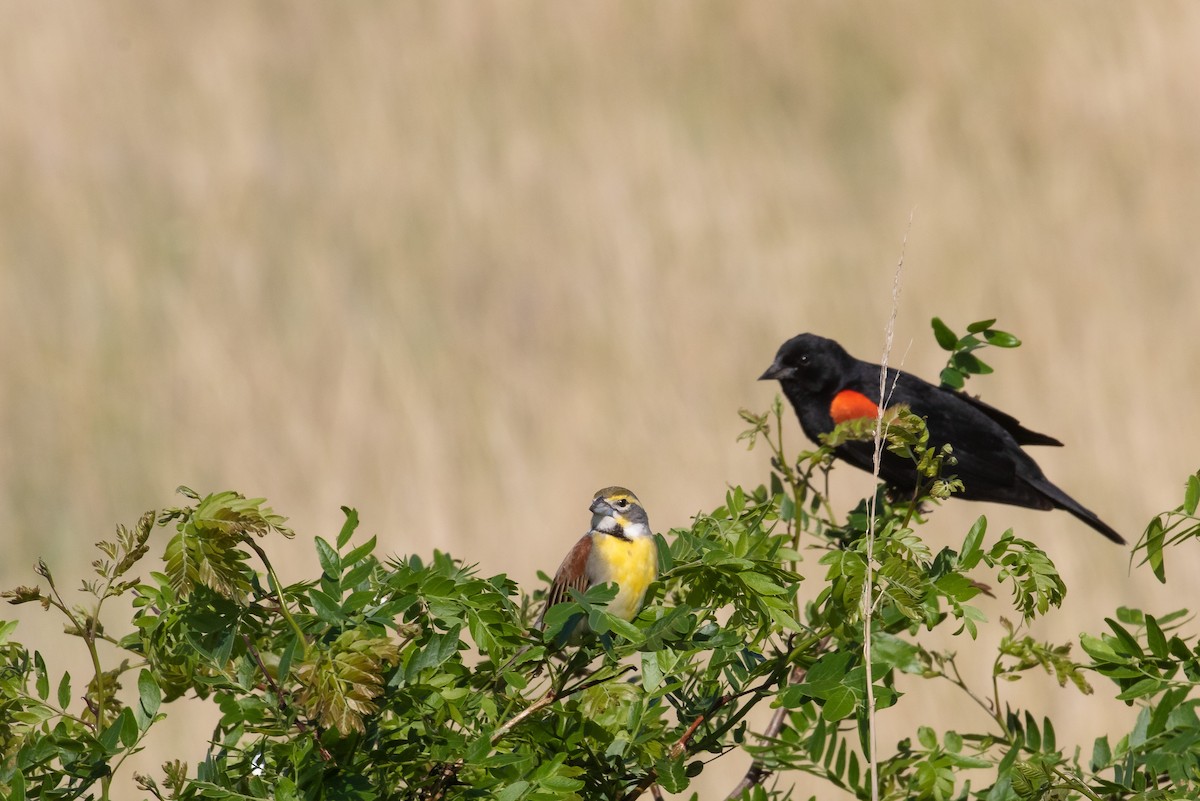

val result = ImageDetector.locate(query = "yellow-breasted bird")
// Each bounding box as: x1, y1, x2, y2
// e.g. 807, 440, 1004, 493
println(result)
535, 486, 657, 644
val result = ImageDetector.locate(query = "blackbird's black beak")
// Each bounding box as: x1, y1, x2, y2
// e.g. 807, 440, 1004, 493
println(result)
759, 362, 784, 381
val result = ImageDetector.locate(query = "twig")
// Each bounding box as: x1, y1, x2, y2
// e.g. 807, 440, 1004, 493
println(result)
240, 634, 332, 761
489, 686, 559, 746
622, 661, 798, 801
724, 704, 787, 800
723, 659, 815, 799
940, 655, 1010, 743
619, 703, 720, 801
670, 710, 709, 758
423, 662, 635, 800
242, 536, 309, 657
421, 687, 558, 801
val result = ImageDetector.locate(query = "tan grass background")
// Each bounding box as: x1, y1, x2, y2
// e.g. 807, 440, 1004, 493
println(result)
3, 2, 1199, 797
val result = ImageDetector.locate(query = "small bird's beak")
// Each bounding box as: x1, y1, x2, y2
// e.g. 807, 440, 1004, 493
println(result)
759, 362, 784, 381
589, 497, 612, 516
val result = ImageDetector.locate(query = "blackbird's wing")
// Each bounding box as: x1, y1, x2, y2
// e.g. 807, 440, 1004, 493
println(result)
860, 370, 1031, 499
831, 356, 1122, 542
955, 391, 1063, 447
919, 385, 1072, 505
535, 533, 593, 630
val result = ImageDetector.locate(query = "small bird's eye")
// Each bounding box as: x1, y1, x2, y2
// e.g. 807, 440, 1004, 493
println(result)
615, 498, 629, 508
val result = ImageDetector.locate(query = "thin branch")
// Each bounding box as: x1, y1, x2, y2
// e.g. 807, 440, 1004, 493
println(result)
240, 634, 332, 761
623, 662, 798, 801
724, 694, 790, 800
944, 655, 1008, 738
670, 709, 709, 758
488, 686, 559, 746
242, 536, 309, 657
723, 655, 819, 799
423, 661, 636, 800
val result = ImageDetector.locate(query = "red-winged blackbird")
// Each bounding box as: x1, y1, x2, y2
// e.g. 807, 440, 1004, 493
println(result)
760, 333, 1124, 544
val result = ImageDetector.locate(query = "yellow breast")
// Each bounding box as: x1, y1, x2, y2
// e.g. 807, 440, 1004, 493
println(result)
587, 532, 657, 622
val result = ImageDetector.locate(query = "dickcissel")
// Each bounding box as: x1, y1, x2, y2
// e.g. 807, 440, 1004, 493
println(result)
536, 486, 657, 643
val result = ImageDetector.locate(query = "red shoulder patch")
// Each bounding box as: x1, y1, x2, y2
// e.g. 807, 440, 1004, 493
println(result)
830, 389, 880, 424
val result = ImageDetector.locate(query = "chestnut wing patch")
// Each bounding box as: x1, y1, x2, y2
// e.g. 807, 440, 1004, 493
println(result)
537, 533, 593, 628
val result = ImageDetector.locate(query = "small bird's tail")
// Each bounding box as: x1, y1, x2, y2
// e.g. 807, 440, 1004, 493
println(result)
1030, 478, 1126, 545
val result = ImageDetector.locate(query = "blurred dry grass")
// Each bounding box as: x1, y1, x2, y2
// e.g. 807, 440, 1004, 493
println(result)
3, 2, 1199, 796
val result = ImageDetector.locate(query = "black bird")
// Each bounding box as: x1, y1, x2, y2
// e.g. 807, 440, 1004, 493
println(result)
759, 333, 1124, 544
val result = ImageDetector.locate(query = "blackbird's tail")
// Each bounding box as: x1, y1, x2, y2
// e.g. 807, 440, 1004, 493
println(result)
1030, 477, 1125, 545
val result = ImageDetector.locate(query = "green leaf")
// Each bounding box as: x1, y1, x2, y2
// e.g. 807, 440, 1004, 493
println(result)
34, 652, 48, 700
1079, 633, 1119, 662
604, 614, 644, 643
739, 571, 786, 596
315, 536, 340, 578
1023, 711, 1041, 750
654, 533, 674, 575
1105, 618, 1144, 657
1148, 687, 1187, 737
56, 671, 72, 709
983, 329, 1021, 348
940, 368, 965, 389
1145, 615, 1167, 659
804, 652, 855, 692
932, 317, 959, 350
987, 748, 1019, 801
642, 651, 663, 692
1115, 606, 1143, 625
336, 506, 360, 549
951, 351, 991, 375
1116, 677, 1162, 700
138, 669, 162, 723
966, 319, 998, 334
408, 627, 462, 675
1186, 474, 1200, 516
308, 588, 345, 623
1144, 516, 1166, 583
540, 775, 585, 792
1091, 736, 1112, 771
917, 725, 938, 750
278, 636, 299, 683
343, 535, 378, 570
7, 769, 24, 801
871, 632, 923, 674
822, 685, 857, 721
120, 705, 139, 747
496, 781, 529, 801
655, 756, 689, 794
98, 711, 126, 753
959, 516, 987, 568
